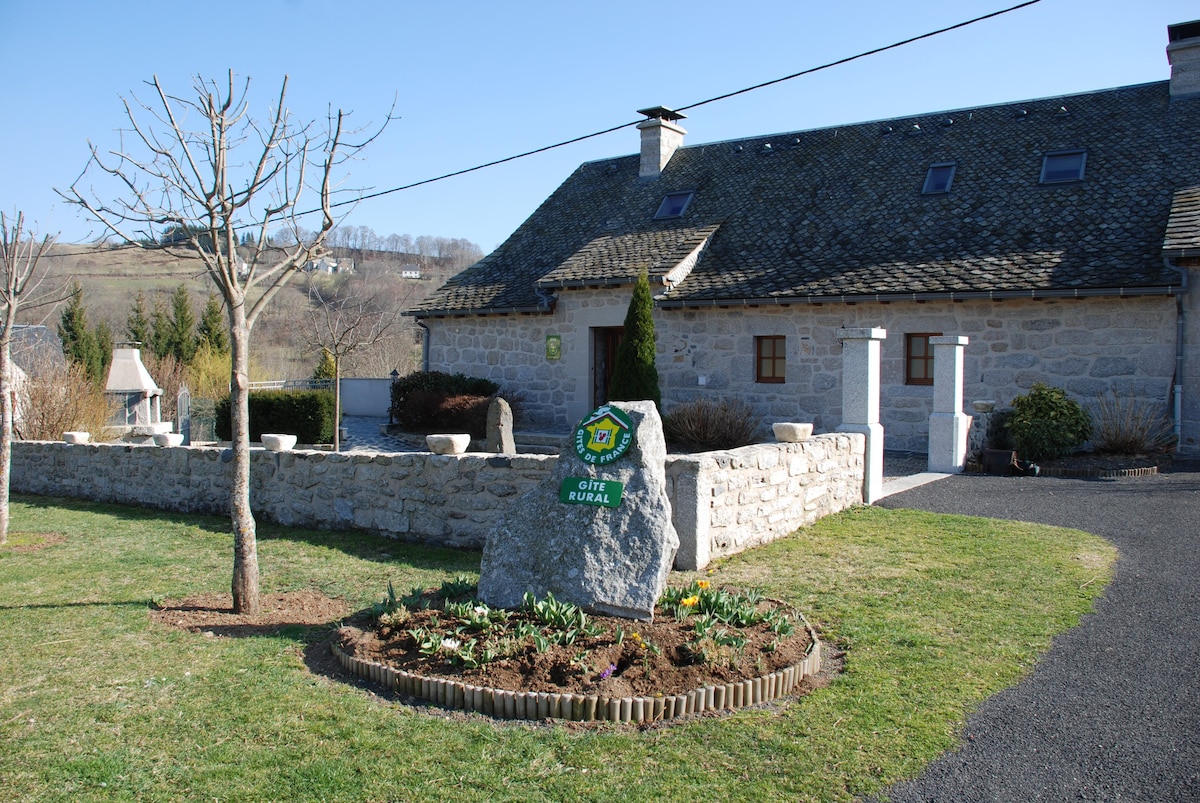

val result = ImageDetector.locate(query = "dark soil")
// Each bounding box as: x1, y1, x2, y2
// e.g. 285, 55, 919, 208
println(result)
150, 591, 352, 638
1033, 451, 1172, 475
335, 600, 813, 699
150, 589, 814, 701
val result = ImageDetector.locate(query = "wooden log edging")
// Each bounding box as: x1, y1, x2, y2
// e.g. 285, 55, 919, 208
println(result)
331, 621, 822, 724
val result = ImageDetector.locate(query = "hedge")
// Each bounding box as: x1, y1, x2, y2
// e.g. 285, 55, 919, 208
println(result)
215, 390, 336, 444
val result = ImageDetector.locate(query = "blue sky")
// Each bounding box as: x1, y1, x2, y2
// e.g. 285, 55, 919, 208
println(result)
1, 0, 1196, 251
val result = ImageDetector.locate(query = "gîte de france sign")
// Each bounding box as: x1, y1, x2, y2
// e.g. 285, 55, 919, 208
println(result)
572, 405, 635, 466
559, 477, 624, 508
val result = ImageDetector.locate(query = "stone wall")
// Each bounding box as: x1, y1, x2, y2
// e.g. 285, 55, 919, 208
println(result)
666, 433, 865, 570
11, 433, 864, 569
424, 290, 1180, 452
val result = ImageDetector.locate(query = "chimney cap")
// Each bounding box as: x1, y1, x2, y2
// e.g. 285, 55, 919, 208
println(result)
1168, 20, 1200, 42
637, 106, 687, 122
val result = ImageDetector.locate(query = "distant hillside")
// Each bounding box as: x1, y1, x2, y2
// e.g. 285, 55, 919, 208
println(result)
24, 242, 476, 381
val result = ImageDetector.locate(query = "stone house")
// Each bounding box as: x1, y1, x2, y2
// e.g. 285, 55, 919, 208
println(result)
411, 21, 1200, 454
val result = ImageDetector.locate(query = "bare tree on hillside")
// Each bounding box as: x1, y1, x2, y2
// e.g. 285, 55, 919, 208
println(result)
60, 72, 389, 614
305, 275, 407, 451
0, 212, 63, 544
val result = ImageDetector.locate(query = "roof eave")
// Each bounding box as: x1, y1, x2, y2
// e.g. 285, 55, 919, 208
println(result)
657, 286, 1182, 309
406, 305, 553, 319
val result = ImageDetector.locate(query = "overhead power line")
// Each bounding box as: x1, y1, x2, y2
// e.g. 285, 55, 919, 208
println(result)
342, 0, 1041, 209
48, 0, 1040, 258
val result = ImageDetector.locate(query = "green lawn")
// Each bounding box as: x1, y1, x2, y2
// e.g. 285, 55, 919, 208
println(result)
0, 494, 1115, 802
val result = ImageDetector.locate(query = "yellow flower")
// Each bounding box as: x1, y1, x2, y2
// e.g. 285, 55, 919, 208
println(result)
696, 580, 710, 590
681, 595, 700, 607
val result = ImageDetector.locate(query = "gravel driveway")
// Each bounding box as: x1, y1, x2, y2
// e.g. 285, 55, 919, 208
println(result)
866, 465, 1200, 802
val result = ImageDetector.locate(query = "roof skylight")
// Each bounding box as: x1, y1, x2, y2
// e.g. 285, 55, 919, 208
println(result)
922, 162, 956, 194
654, 191, 694, 219
1040, 150, 1087, 184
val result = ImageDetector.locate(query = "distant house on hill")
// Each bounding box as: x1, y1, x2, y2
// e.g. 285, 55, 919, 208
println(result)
411, 20, 1200, 455
304, 257, 354, 275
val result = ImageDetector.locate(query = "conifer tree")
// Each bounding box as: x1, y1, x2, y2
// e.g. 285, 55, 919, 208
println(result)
94, 319, 114, 380
312, 347, 337, 381
126, 291, 153, 347
165, 283, 198, 364
607, 270, 661, 408
58, 282, 104, 383
196, 293, 229, 355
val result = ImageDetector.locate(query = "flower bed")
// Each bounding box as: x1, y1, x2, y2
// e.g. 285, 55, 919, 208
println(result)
333, 580, 822, 723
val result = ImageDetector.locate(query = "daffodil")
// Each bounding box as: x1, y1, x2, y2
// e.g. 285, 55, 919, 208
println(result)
681, 595, 700, 607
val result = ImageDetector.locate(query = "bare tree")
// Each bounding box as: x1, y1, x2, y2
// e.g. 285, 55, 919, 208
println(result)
60, 72, 388, 613
306, 274, 406, 451
0, 212, 60, 544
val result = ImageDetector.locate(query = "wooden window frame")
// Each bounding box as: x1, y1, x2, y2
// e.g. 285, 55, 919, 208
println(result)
756, 335, 786, 384
905, 333, 940, 386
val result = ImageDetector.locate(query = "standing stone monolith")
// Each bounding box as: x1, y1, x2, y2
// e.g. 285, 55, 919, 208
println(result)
486, 397, 516, 454
477, 400, 678, 620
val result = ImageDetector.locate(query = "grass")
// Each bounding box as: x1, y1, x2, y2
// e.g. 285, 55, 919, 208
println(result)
0, 494, 1115, 802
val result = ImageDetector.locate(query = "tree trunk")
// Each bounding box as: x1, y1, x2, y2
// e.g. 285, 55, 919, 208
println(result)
333, 356, 341, 452
0, 332, 12, 546
228, 303, 259, 614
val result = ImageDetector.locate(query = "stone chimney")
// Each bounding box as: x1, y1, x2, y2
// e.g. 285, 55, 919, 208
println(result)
1168, 20, 1200, 100
636, 107, 687, 179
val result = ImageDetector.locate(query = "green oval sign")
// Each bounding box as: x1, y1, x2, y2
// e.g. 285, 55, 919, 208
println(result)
572, 405, 635, 465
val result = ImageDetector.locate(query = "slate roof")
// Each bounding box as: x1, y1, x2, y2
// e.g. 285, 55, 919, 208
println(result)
414, 81, 1200, 316
1163, 186, 1200, 256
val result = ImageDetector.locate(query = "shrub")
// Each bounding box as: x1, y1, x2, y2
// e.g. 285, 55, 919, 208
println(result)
1005, 383, 1092, 461
215, 390, 336, 444
662, 398, 762, 452
15, 361, 119, 441
1089, 391, 1175, 455
400, 391, 491, 437
390, 371, 499, 434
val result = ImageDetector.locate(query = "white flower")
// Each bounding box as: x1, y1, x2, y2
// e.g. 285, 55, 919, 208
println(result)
441, 637, 461, 651
473, 606, 489, 616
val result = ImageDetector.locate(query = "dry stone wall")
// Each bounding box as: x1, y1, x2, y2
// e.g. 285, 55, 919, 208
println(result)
11, 433, 864, 569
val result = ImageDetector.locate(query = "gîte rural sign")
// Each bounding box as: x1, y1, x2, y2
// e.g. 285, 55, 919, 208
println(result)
572, 405, 635, 465
559, 477, 624, 508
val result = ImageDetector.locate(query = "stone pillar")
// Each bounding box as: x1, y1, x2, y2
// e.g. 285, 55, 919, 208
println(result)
928, 336, 972, 473
836, 328, 885, 504
1180, 261, 1200, 454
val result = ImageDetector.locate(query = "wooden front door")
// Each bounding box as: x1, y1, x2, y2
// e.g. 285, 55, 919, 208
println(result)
592, 327, 624, 407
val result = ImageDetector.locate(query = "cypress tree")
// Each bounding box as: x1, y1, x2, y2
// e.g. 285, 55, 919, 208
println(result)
607, 270, 661, 408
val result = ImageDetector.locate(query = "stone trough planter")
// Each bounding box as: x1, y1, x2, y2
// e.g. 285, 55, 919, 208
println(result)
426, 433, 471, 455
261, 433, 298, 452
331, 621, 821, 724
62, 431, 91, 444
772, 422, 813, 443
152, 432, 184, 447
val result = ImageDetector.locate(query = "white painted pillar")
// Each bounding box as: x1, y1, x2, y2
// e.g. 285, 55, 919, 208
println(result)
927, 336, 972, 473
836, 327, 886, 504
